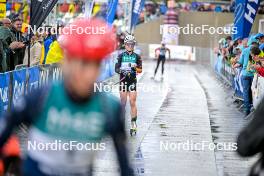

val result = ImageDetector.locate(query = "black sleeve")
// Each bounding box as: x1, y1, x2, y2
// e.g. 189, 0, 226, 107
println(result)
107, 103, 134, 176
237, 98, 264, 156
115, 53, 122, 74
0, 88, 47, 147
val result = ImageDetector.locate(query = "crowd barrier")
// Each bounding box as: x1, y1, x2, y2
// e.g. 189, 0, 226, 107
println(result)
213, 54, 264, 108
0, 51, 118, 115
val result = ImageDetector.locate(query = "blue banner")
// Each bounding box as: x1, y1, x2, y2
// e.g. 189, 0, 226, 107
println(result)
0, 73, 10, 114
234, 0, 260, 39
131, 0, 145, 30
98, 58, 111, 82
234, 68, 244, 98
106, 0, 118, 24
12, 69, 27, 107
28, 66, 40, 93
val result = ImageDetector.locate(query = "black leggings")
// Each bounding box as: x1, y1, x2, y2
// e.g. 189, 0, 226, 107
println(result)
154, 56, 166, 76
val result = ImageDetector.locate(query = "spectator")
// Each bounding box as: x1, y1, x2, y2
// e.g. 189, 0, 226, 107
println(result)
159, 2, 168, 14
259, 5, 264, 14
215, 6, 222, 12
0, 18, 23, 72
9, 17, 25, 70
255, 33, 264, 44
41, 26, 55, 64
197, 5, 205, 11
229, 0, 236, 12
251, 45, 264, 77
23, 33, 42, 66
1, 18, 11, 28
231, 46, 243, 67
226, 36, 234, 55
233, 37, 259, 115
242, 38, 249, 48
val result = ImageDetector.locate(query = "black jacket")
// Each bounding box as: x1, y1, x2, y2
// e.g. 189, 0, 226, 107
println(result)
237, 98, 264, 176
8, 27, 26, 70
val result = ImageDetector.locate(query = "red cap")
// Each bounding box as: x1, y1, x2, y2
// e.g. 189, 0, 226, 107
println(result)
59, 18, 116, 62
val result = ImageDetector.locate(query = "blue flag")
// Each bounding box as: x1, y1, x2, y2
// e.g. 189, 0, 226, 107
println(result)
234, 0, 260, 40
106, 0, 119, 24
131, 0, 145, 30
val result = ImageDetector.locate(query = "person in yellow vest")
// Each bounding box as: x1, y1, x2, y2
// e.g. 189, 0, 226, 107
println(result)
45, 40, 64, 64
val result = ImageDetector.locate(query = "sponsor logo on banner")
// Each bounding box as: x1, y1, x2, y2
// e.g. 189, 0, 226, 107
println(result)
149, 44, 195, 61
0, 73, 9, 113
233, 0, 260, 39
51, 64, 62, 81
28, 66, 40, 93
12, 69, 27, 107
131, 0, 145, 29
39, 65, 50, 87
42, 0, 53, 12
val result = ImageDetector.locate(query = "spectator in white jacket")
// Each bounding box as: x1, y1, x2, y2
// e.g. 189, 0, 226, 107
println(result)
23, 33, 42, 66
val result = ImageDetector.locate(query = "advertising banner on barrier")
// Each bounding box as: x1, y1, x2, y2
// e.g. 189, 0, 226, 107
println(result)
39, 64, 51, 87
161, 24, 179, 45
0, 54, 116, 111
28, 66, 40, 93
214, 55, 223, 74
149, 44, 195, 61
12, 69, 27, 107
234, 68, 244, 98
50, 64, 62, 82
0, 72, 10, 113
252, 75, 264, 108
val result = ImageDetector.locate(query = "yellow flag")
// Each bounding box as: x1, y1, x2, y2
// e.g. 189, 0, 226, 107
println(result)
68, 3, 75, 15
0, 3, 6, 19
92, 3, 101, 16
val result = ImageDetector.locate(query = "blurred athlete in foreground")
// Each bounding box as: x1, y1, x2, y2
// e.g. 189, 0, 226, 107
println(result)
115, 34, 142, 136
0, 18, 133, 176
